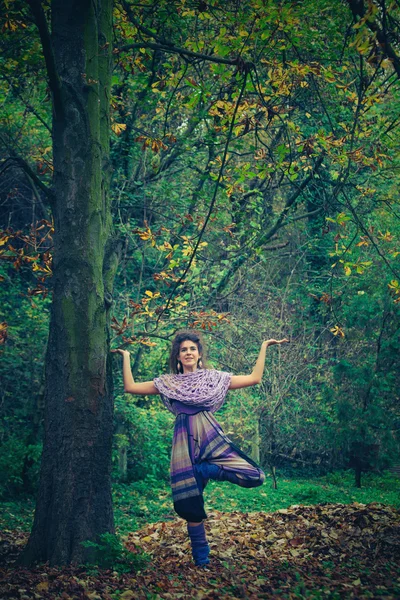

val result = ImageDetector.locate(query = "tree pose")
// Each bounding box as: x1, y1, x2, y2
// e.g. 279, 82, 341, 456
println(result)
113, 331, 289, 567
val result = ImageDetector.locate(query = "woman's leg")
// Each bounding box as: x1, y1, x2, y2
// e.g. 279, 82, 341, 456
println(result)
196, 456, 265, 487
169, 415, 210, 566
170, 414, 208, 522
213, 455, 265, 487
195, 413, 265, 488
187, 520, 210, 567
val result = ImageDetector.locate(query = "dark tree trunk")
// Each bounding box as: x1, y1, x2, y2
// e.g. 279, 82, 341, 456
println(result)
261, 410, 279, 490
20, 0, 116, 566
355, 463, 362, 488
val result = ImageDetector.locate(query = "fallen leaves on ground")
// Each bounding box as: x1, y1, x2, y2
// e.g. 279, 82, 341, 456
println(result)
1, 503, 400, 599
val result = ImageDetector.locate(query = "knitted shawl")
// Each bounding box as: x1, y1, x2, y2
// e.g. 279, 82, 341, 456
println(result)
153, 369, 232, 414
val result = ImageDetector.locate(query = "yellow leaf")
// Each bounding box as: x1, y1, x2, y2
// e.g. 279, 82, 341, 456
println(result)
36, 581, 49, 592
111, 122, 127, 135
120, 592, 136, 600
330, 325, 345, 338
381, 59, 392, 70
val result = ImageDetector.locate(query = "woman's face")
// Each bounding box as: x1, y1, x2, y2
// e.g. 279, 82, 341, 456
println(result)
178, 339, 200, 371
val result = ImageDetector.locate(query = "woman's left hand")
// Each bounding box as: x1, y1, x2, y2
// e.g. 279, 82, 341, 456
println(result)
263, 338, 290, 347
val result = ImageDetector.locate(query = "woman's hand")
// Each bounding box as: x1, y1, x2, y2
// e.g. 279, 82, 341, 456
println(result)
263, 338, 290, 347
112, 348, 157, 395
111, 348, 130, 357
230, 338, 290, 390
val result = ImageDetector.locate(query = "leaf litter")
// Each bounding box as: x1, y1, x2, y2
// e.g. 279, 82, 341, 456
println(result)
1, 503, 399, 599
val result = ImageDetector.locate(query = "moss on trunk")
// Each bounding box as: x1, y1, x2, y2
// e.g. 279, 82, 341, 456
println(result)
20, 0, 115, 566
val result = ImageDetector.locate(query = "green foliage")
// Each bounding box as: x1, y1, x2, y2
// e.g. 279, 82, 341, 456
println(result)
0, 436, 41, 499
0, 498, 35, 531
0, 265, 49, 498
81, 533, 150, 573
113, 397, 174, 484
113, 479, 173, 534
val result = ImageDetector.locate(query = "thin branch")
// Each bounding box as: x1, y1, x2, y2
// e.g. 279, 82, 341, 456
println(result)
25, 172, 50, 220
288, 207, 323, 223
210, 156, 325, 299
118, 40, 242, 67
120, 0, 242, 66
152, 71, 250, 327
341, 188, 400, 279
260, 155, 325, 242
6, 151, 55, 206
1, 73, 52, 133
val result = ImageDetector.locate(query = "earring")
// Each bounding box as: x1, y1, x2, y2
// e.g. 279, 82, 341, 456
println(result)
177, 359, 182, 373
198, 358, 203, 368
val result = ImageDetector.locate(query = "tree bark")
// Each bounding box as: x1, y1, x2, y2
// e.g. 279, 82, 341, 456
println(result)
20, 0, 115, 566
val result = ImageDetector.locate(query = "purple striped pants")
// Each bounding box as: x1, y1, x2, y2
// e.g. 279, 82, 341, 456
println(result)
170, 410, 265, 522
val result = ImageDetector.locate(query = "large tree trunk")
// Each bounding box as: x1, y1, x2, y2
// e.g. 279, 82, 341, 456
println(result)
20, 0, 115, 566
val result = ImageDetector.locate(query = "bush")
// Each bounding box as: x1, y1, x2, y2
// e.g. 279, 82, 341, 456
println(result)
0, 436, 42, 498
81, 532, 150, 573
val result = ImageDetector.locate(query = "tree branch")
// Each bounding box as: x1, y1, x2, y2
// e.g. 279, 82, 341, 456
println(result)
7, 151, 55, 206
287, 207, 323, 223
25, 172, 50, 220
1, 73, 52, 133
210, 156, 325, 300
118, 40, 241, 67
27, 0, 63, 117
260, 155, 325, 243
346, 0, 400, 79
152, 72, 250, 327
120, 0, 241, 66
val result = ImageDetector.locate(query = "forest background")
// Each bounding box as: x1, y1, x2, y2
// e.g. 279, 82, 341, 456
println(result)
0, 0, 399, 572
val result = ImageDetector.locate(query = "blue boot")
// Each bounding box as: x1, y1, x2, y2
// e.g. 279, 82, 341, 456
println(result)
187, 522, 210, 567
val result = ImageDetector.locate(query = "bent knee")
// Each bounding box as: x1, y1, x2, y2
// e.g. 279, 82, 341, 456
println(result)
252, 469, 265, 487
241, 469, 265, 488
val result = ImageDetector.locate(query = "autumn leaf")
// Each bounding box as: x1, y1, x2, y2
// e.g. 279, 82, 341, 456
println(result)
111, 122, 127, 135
330, 325, 345, 337
0, 321, 8, 344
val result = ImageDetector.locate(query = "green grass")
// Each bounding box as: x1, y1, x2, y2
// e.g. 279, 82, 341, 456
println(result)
1, 470, 399, 535
205, 470, 400, 516
114, 469, 400, 533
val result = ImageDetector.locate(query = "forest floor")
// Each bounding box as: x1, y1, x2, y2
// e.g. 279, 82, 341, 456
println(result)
1, 474, 400, 599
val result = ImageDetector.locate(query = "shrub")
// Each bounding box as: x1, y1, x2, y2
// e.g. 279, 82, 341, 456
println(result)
81, 532, 150, 573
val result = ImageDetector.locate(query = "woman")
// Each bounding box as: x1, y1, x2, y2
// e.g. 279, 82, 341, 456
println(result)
113, 330, 289, 567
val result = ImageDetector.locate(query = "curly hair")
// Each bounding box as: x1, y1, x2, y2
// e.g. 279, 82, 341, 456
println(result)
169, 330, 207, 374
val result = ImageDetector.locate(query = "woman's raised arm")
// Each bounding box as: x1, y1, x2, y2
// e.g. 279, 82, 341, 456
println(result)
229, 338, 289, 390
112, 349, 158, 395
